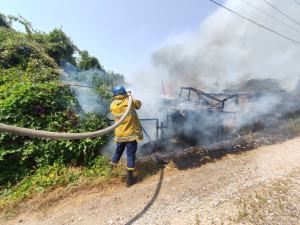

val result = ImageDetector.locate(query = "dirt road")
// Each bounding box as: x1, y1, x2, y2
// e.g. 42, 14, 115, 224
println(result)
4, 136, 300, 225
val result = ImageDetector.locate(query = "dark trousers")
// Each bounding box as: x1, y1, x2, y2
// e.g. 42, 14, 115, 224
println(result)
111, 141, 137, 171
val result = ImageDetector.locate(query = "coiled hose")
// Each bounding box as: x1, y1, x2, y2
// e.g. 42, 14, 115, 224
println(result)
0, 96, 132, 140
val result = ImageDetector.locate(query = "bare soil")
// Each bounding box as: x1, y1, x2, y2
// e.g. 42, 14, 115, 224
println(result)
2, 128, 300, 225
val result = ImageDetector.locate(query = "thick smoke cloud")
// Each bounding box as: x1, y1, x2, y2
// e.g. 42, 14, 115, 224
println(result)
133, 0, 300, 93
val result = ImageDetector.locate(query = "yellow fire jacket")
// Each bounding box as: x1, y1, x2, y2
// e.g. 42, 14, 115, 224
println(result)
110, 95, 144, 143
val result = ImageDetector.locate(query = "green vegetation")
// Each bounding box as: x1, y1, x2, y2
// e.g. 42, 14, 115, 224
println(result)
78, 50, 101, 70
0, 13, 133, 215
0, 82, 113, 185
0, 156, 111, 217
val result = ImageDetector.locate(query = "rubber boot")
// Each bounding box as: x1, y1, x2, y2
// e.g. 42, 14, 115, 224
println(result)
109, 164, 116, 173
126, 171, 137, 187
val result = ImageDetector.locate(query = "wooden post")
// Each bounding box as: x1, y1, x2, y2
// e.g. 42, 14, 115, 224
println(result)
156, 120, 159, 141
161, 122, 164, 140
235, 94, 239, 105
214, 116, 218, 143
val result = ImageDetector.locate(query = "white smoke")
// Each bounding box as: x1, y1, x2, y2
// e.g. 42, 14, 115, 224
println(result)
133, 0, 300, 94
60, 61, 112, 116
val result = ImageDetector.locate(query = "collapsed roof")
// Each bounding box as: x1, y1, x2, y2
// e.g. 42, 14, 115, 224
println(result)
223, 79, 285, 94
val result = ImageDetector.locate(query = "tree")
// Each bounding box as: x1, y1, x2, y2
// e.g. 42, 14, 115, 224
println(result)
0, 13, 10, 28
106, 71, 126, 89
78, 50, 101, 70
46, 28, 78, 66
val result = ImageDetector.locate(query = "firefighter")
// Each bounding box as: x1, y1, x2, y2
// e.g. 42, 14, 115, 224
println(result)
110, 86, 143, 187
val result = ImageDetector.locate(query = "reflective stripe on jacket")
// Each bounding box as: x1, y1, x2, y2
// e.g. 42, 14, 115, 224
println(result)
110, 95, 144, 143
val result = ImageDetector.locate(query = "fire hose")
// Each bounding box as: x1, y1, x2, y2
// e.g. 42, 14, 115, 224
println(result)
0, 96, 132, 140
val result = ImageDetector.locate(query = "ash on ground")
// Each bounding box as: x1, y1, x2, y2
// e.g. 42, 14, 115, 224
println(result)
139, 115, 299, 170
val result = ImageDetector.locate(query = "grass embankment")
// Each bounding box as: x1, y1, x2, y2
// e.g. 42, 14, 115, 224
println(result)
0, 157, 162, 220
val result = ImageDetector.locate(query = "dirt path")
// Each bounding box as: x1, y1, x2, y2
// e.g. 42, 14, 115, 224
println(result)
4, 136, 300, 225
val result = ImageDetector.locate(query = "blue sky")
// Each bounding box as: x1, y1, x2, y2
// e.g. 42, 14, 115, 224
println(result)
1, 0, 223, 80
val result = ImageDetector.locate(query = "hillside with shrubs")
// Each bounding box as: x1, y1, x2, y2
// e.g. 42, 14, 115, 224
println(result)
0, 13, 128, 214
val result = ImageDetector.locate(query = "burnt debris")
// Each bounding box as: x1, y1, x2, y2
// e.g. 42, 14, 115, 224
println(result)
160, 79, 297, 147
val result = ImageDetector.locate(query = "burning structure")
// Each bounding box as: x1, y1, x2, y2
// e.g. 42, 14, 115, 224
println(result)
165, 87, 236, 146
136, 79, 298, 149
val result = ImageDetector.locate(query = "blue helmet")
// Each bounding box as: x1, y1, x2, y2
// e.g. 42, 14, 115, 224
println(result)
113, 86, 127, 97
